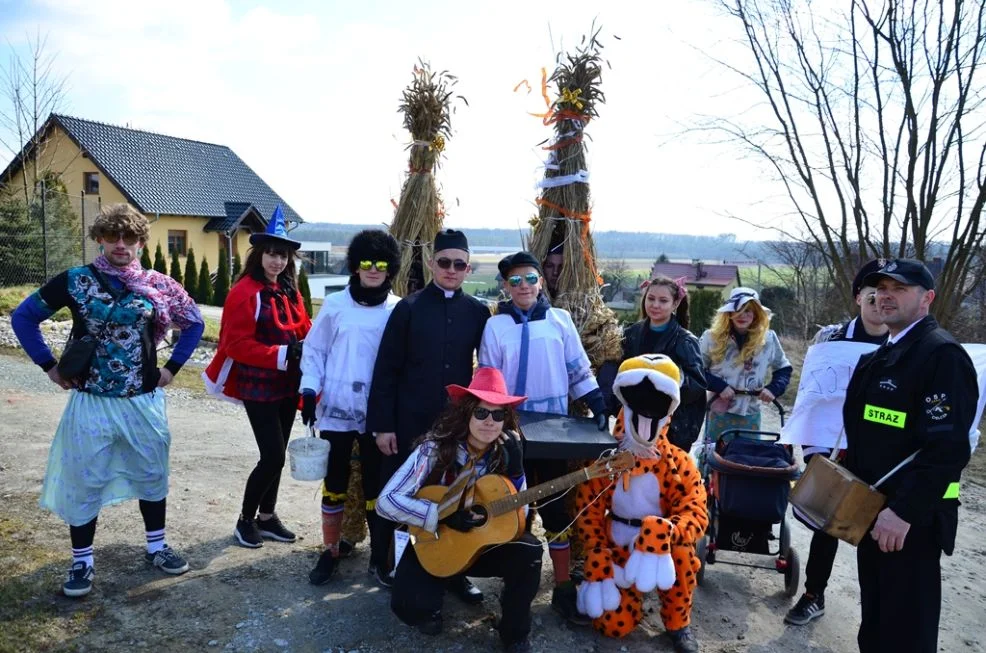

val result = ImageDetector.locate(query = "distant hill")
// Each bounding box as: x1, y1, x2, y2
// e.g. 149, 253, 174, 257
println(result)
292, 223, 775, 262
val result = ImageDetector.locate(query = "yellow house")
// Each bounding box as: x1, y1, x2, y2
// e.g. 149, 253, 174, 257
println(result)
0, 113, 304, 271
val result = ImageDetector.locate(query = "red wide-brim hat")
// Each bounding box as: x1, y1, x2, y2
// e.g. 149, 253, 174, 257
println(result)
447, 367, 527, 407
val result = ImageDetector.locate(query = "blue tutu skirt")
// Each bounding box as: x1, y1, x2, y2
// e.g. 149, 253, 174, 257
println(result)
40, 389, 171, 526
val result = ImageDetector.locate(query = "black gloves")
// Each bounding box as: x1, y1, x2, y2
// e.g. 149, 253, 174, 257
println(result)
301, 389, 316, 426
440, 509, 485, 532
288, 341, 304, 363
580, 388, 610, 431
500, 431, 525, 478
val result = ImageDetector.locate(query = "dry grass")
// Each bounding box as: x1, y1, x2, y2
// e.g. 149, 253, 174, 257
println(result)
0, 286, 71, 321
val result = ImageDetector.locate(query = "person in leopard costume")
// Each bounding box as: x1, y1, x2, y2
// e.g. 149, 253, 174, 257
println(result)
575, 354, 708, 652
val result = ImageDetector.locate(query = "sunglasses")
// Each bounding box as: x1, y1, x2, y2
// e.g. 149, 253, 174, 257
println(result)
435, 257, 468, 272
359, 260, 389, 272
507, 272, 540, 287
472, 407, 507, 422
865, 294, 877, 305
101, 232, 140, 246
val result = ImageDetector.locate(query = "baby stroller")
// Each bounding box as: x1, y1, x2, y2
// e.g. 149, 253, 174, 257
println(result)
695, 393, 801, 597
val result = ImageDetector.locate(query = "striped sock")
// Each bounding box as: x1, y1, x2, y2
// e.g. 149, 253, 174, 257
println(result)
320, 504, 344, 556
548, 541, 571, 584
145, 528, 166, 554
72, 545, 94, 569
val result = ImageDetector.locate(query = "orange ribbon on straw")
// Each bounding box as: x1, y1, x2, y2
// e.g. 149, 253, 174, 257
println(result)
536, 198, 602, 285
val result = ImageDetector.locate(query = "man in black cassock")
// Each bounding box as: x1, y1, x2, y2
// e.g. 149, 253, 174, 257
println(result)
367, 228, 491, 598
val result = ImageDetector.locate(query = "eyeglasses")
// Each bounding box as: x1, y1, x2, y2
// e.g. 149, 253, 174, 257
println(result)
435, 257, 468, 271
507, 272, 540, 287
472, 407, 507, 422
359, 260, 389, 272
101, 232, 140, 246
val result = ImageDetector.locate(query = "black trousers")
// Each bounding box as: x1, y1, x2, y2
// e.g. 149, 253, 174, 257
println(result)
804, 528, 839, 595
321, 430, 384, 565
524, 458, 572, 536
375, 447, 412, 572
856, 526, 942, 653
241, 397, 297, 518
391, 532, 543, 644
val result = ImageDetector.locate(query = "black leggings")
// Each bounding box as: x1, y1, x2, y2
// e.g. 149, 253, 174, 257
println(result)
524, 458, 572, 537
69, 498, 167, 549
241, 397, 297, 519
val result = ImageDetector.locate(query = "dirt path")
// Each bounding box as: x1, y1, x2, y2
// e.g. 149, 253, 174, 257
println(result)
1, 353, 984, 653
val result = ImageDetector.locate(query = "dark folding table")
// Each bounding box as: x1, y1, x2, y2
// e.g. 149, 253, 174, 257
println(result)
517, 410, 618, 460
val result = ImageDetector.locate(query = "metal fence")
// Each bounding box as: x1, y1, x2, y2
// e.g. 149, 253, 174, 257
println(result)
0, 183, 102, 288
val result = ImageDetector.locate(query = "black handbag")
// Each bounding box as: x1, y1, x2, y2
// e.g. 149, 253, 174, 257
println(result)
57, 266, 122, 381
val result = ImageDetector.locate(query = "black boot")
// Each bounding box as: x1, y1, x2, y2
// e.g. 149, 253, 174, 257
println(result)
308, 550, 337, 586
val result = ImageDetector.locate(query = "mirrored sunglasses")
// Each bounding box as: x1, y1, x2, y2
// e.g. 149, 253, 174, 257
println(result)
472, 407, 507, 422
359, 260, 389, 272
507, 272, 540, 287
436, 257, 468, 271
101, 232, 140, 246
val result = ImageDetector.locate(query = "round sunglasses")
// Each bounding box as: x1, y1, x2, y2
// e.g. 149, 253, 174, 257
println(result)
359, 260, 389, 272
472, 407, 507, 422
507, 272, 540, 287
435, 257, 468, 272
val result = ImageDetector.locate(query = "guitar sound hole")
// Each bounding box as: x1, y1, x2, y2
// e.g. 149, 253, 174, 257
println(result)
468, 506, 489, 527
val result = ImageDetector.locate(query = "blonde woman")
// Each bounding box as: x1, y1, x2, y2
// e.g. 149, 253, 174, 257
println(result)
698, 288, 792, 442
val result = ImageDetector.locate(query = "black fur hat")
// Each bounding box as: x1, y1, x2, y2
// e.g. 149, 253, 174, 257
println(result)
347, 230, 401, 276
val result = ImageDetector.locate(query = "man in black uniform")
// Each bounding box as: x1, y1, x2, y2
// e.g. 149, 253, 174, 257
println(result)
786, 259, 889, 626
366, 229, 491, 598
843, 258, 977, 653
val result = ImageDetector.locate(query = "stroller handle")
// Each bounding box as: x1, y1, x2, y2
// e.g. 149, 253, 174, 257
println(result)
712, 390, 787, 425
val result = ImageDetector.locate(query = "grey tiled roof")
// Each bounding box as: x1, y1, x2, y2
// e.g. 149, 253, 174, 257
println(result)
203, 202, 264, 232
4, 114, 303, 224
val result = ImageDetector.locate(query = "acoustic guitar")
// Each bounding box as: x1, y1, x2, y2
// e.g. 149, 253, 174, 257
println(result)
409, 450, 634, 577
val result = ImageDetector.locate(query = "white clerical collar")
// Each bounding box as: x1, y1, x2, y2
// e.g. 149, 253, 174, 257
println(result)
431, 282, 455, 299
888, 317, 923, 344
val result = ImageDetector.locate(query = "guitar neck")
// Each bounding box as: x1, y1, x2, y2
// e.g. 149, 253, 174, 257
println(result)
487, 467, 591, 516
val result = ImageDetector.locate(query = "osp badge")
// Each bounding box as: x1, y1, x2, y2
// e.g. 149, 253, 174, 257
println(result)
924, 393, 951, 421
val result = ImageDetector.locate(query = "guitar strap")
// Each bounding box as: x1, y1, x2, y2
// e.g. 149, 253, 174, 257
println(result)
436, 456, 479, 519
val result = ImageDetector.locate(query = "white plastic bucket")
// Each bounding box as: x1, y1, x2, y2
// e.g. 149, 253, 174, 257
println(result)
287, 436, 330, 482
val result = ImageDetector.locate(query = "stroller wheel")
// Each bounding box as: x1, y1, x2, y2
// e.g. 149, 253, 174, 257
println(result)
695, 536, 708, 586
779, 517, 791, 554
782, 547, 800, 598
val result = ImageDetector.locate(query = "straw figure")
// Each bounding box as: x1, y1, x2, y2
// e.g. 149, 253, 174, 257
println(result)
522, 29, 623, 562
340, 444, 368, 549
389, 61, 466, 296
525, 30, 622, 375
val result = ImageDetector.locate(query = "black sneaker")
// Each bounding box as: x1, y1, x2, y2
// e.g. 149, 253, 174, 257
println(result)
234, 516, 264, 549
551, 583, 591, 626
450, 576, 484, 604
309, 550, 338, 586
63, 561, 94, 597
368, 563, 394, 589
785, 593, 825, 625
503, 637, 532, 652
257, 514, 296, 543
417, 611, 443, 636
145, 546, 190, 575
667, 626, 699, 653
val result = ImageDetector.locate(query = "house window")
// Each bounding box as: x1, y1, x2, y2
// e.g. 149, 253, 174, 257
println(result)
83, 172, 100, 194
168, 230, 187, 256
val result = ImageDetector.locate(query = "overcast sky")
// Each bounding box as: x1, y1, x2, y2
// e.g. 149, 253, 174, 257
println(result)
1, 0, 792, 238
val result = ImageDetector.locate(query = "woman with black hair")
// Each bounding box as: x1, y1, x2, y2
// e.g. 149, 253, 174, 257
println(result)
377, 367, 542, 653
617, 276, 707, 451
301, 229, 401, 585
204, 208, 312, 549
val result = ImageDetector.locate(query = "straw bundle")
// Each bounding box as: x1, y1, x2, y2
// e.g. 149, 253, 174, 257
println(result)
389, 61, 466, 296
527, 29, 622, 368
341, 441, 368, 546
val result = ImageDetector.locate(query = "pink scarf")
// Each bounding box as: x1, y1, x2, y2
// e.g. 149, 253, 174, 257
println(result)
92, 255, 203, 344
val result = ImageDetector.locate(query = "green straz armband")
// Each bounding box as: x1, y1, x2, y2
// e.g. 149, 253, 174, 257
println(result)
863, 404, 907, 428
944, 482, 960, 499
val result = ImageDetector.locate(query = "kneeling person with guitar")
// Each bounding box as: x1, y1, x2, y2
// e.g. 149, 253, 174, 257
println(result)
376, 367, 541, 651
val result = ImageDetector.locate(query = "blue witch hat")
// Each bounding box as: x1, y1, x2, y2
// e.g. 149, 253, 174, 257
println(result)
249, 205, 301, 250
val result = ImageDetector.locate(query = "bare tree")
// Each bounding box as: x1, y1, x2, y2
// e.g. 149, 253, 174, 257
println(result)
704, 0, 986, 327
601, 257, 632, 301
0, 31, 67, 204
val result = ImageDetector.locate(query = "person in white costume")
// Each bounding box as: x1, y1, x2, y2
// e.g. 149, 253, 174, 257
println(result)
300, 229, 401, 585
